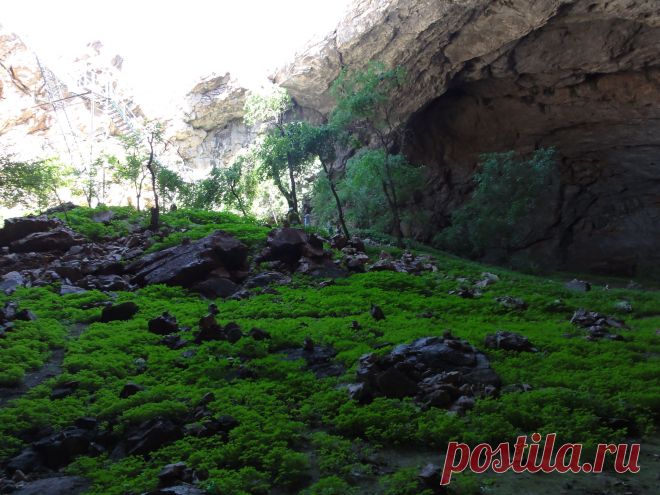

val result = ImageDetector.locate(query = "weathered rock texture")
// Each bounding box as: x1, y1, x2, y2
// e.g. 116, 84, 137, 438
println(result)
269, 0, 660, 276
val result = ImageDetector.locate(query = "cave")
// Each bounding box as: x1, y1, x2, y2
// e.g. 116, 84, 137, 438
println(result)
407, 15, 660, 277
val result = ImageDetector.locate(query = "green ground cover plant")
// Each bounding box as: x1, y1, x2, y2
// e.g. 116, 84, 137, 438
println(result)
1, 210, 659, 493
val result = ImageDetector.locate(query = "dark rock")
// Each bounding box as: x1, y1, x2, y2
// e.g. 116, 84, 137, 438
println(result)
244, 271, 289, 288
418, 463, 441, 489
90, 210, 115, 224
11, 470, 26, 483
1, 214, 62, 246
190, 277, 239, 299
247, 327, 271, 341
278, 346, 344, 379
224, 322, 244, 344
100, 302, 139, 323
564, 279, 591, 292
74, 417, 97, 430
152, 486, 206, 495
12, 309, 38, 322
207, 303, 220, 315
377, 367, 419, 399
33, 428, 94, 469
424, 389, 451, 407
148, 311, 179, 335
347, 383, 373, 403
0, 271, 23, 290
303, 336, 315, 352
157, 462, 187, 488
317, 279, 335, 289
370, 303, 385, 321
119, 382, 146, 399
124, 418, 183, 457
158, 334, 188, 350
199, 392, 215, 407
483, 331, 537, 353
7, 476, 91, 495
268, 228, 308, 264
59, 284, 87, 295
328, 233, 348, 250
627, 282, 643, 290
5, 448, 44, 475
10, 227, 85, 253
570, 308, 629, 330
51, 381, 80, 400
207, 230, 249, 269
496, 295, 527, 310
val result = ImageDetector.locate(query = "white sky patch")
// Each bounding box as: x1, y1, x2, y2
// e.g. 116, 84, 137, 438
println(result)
3, 0, 351, 114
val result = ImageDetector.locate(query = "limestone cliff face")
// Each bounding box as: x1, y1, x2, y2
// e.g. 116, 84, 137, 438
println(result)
268, 0, 660, 276
172, 73, 254, 171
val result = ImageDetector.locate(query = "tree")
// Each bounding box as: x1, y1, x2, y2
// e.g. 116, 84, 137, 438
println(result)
0, 154, 74, 220
72, 156, 105, 208
244, 88, 316, 213
434, 148, 560, 261
143, 121, 164, 230
108, 137, 150, 212
329, 61, 419, 247
183, 154, 258, 216
156, 167, 186, 211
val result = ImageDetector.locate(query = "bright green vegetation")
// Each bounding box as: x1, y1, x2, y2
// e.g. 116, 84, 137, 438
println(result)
1, 211, 659, 493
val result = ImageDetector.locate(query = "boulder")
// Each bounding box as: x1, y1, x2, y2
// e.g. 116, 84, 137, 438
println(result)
5, 448, 44, 475
12, 477, 92, 495
1, 214, 62, 246
268, 228, 308, 264
119, 382, 146, 399
614, 301, 634, 313
570, 308, 628, 329
352, 336, 501, 409
32, 428, 94, 469
248, 327, 271, 341
59, 285, 87, 295
495, 295, 527, 310
124, 418, 183, 457
564, 279, 591, 292
148, 311, 179, 335
0, 271, 23, 290
244, 271, 289, 288
10, 227, 85, 253
347, 383, 373, 403
190, 276, 240, 299
13, 309, 38, 322
370, 303, 386, 321
100, 302, 139, 323
90, 210, 115, 224
483, 331, 537, 353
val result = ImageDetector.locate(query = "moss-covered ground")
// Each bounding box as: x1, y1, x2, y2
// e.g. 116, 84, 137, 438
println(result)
1, 207, 659, 494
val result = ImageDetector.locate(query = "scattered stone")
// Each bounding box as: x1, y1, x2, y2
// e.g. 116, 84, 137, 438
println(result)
199, 392, 216, 407
278, 346, 344, 379
158, 334, 188, 350
247, 327, 271, 341
483, 331, 538, 353
614, 301, 634, 313
11, 470, 26, 483
32, 428, 94, 469
0, 271, 23, 290
59, 284, 87, 295
123, 418, 184, 457
564, 279, 591, 292
627, 281, 643, 290
74, 417, 97, 430
100, 302, 139, 323
380, 250, 394, 261
475, 278, 496, 288
6, 476, 91, 495
10, 227, 85, 253
303, 336, 315, 352
347, 383, 373, 403
495, 295, 527, 310
317, 279, 335, 289
120, 382, 146, 399
418, 463, 441, 489
370, 303, 385, 321
570, 308, 628, 329
51, 380, 80, 400
353, 337, 501, 414
208, 303, 220, 315
90, 210, 115, 224
148, 311, 179, 335
1, 214, 62, 246
12, 309, 38, 322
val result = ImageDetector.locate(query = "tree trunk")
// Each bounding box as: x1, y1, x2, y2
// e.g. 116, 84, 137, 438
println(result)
146, 150, 159, 231
381, 180, 403, 248
286, 151, 297, 212
322, 161, 350, 239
